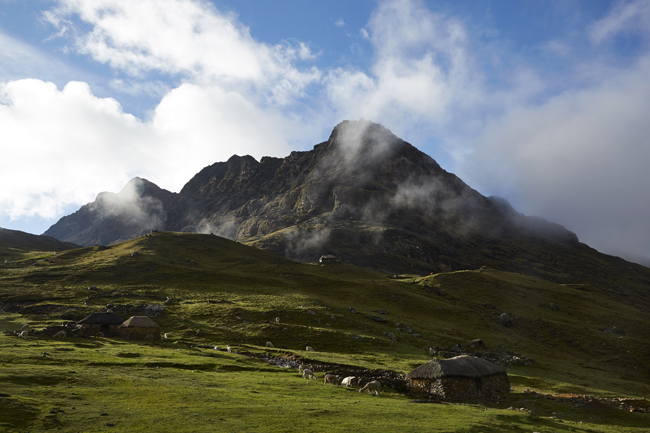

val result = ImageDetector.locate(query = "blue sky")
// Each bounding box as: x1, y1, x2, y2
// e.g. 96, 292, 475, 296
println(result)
1, 0, 650, 263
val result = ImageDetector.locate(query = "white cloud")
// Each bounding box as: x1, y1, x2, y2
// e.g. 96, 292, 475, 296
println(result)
148, 82, 294, 184
461, 55, 650, 259
44, 0, 320, 105
335, 19, 345, 28
108, 79, 170, 98
0, 79, 146, 219
324, 0, 484, 138
0, 0, 324, 224
0, 79, 296, 221
589, 0, 650, 43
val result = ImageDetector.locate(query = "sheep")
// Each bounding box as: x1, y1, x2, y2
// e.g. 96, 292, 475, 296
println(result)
341, 376, 356, 387
266, 341, 274, 348
323, 374, 340, 386
359, 380, 381, 395
52, 330, 66, 339
213, 345, 220, 351
163, 333, 169, 339
19, 323, 30, 332
143, 334, 154, 341
275, 317, 280, 323
227, 345, 232, 353
95, 332, 104, 338
19, 330, 29, 339
298, 364, 308, 374
306, 346, 315, 352
302, 369, 316, 380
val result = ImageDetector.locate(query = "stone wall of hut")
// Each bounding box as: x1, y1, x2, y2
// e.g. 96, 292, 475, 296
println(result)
407, 373, 510, 401
117, 327, 160, 341
79, 324, 121, 337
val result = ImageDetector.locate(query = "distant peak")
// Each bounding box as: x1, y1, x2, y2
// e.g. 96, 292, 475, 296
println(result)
119, 177, 159, 197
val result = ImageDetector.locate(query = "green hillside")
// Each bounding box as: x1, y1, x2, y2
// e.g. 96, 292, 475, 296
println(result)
1, 232, 649, 432
0, 227, 79, 262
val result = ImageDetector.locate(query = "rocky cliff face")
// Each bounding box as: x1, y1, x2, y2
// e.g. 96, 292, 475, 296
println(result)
161, 120, 579, 274
45, 120, 603, 280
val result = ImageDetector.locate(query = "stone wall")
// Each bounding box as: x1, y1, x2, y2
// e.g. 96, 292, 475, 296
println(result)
117, 327, 160, 340
79, 323, 121, 337
407, 373, 510, 401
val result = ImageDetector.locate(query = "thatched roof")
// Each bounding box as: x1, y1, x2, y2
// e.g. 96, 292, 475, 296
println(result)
406, 355, 505, 379
119, 316, 160, 328
78, 312, 124, 325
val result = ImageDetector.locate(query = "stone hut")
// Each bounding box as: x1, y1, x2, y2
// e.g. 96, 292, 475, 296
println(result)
118, 316, 160, 340
406, 355, 510, 401
77, 312, 125, 337
319, 255, 338, 264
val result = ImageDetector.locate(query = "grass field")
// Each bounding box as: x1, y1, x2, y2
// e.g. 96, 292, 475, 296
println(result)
1, 232, 649, 432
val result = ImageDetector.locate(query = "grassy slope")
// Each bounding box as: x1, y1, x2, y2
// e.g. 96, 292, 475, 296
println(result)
1, 231, 649, 432
0, 227, 79, 262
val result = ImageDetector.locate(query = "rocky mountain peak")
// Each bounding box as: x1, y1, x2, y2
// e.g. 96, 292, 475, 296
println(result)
44, 120, 585, 279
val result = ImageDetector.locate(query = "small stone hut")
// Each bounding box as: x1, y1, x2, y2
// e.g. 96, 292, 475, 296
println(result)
319, 255, 338, 264
117, 316, 160, 341
77, 312, 125, 337
406, 355, 510, 401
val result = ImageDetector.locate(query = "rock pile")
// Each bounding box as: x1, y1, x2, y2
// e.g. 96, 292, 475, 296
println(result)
522, 389, 650, 413
252, 353, 407, 391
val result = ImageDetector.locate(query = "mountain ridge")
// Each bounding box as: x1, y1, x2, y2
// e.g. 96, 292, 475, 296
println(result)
42, 120, 648, 290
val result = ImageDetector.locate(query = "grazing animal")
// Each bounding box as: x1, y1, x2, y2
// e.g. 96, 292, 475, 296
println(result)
298, 364, 308, 374
19, 324, 30, 332
213, 345, 220, 351
266, 341, 274, 348
324, 374, 340, 386
306, 346, 315, 352
95, 332, 104, 338
275, 317, 280, 323
227, 345, 232, 353
143, 334, 154, 341
302, 369, 316, 380
19, 331, 29, 339
163, 333, 169, 339
359, 380, 381, 395
341, 376, 356, 387
52, 331, 66, 339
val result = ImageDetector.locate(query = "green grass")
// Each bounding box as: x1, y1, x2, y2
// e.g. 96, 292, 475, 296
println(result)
1, 231, 649, 431
1, 336, 649, 433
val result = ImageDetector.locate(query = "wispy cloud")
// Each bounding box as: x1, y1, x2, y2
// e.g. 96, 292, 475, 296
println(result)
0, 29, 77, 84
589, 0, 650, 43
43, 0, 321, 105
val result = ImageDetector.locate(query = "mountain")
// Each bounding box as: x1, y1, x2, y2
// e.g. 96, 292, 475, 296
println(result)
43, 120, 650, 289
44, 177, 176, 246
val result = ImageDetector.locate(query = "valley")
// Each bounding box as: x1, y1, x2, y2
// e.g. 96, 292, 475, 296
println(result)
1, 231, 649, 431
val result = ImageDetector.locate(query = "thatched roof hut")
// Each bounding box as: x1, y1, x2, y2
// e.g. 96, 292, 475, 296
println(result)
118, 316, 160, 341
406, 355, 510, 401
77, 312, 125, 337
